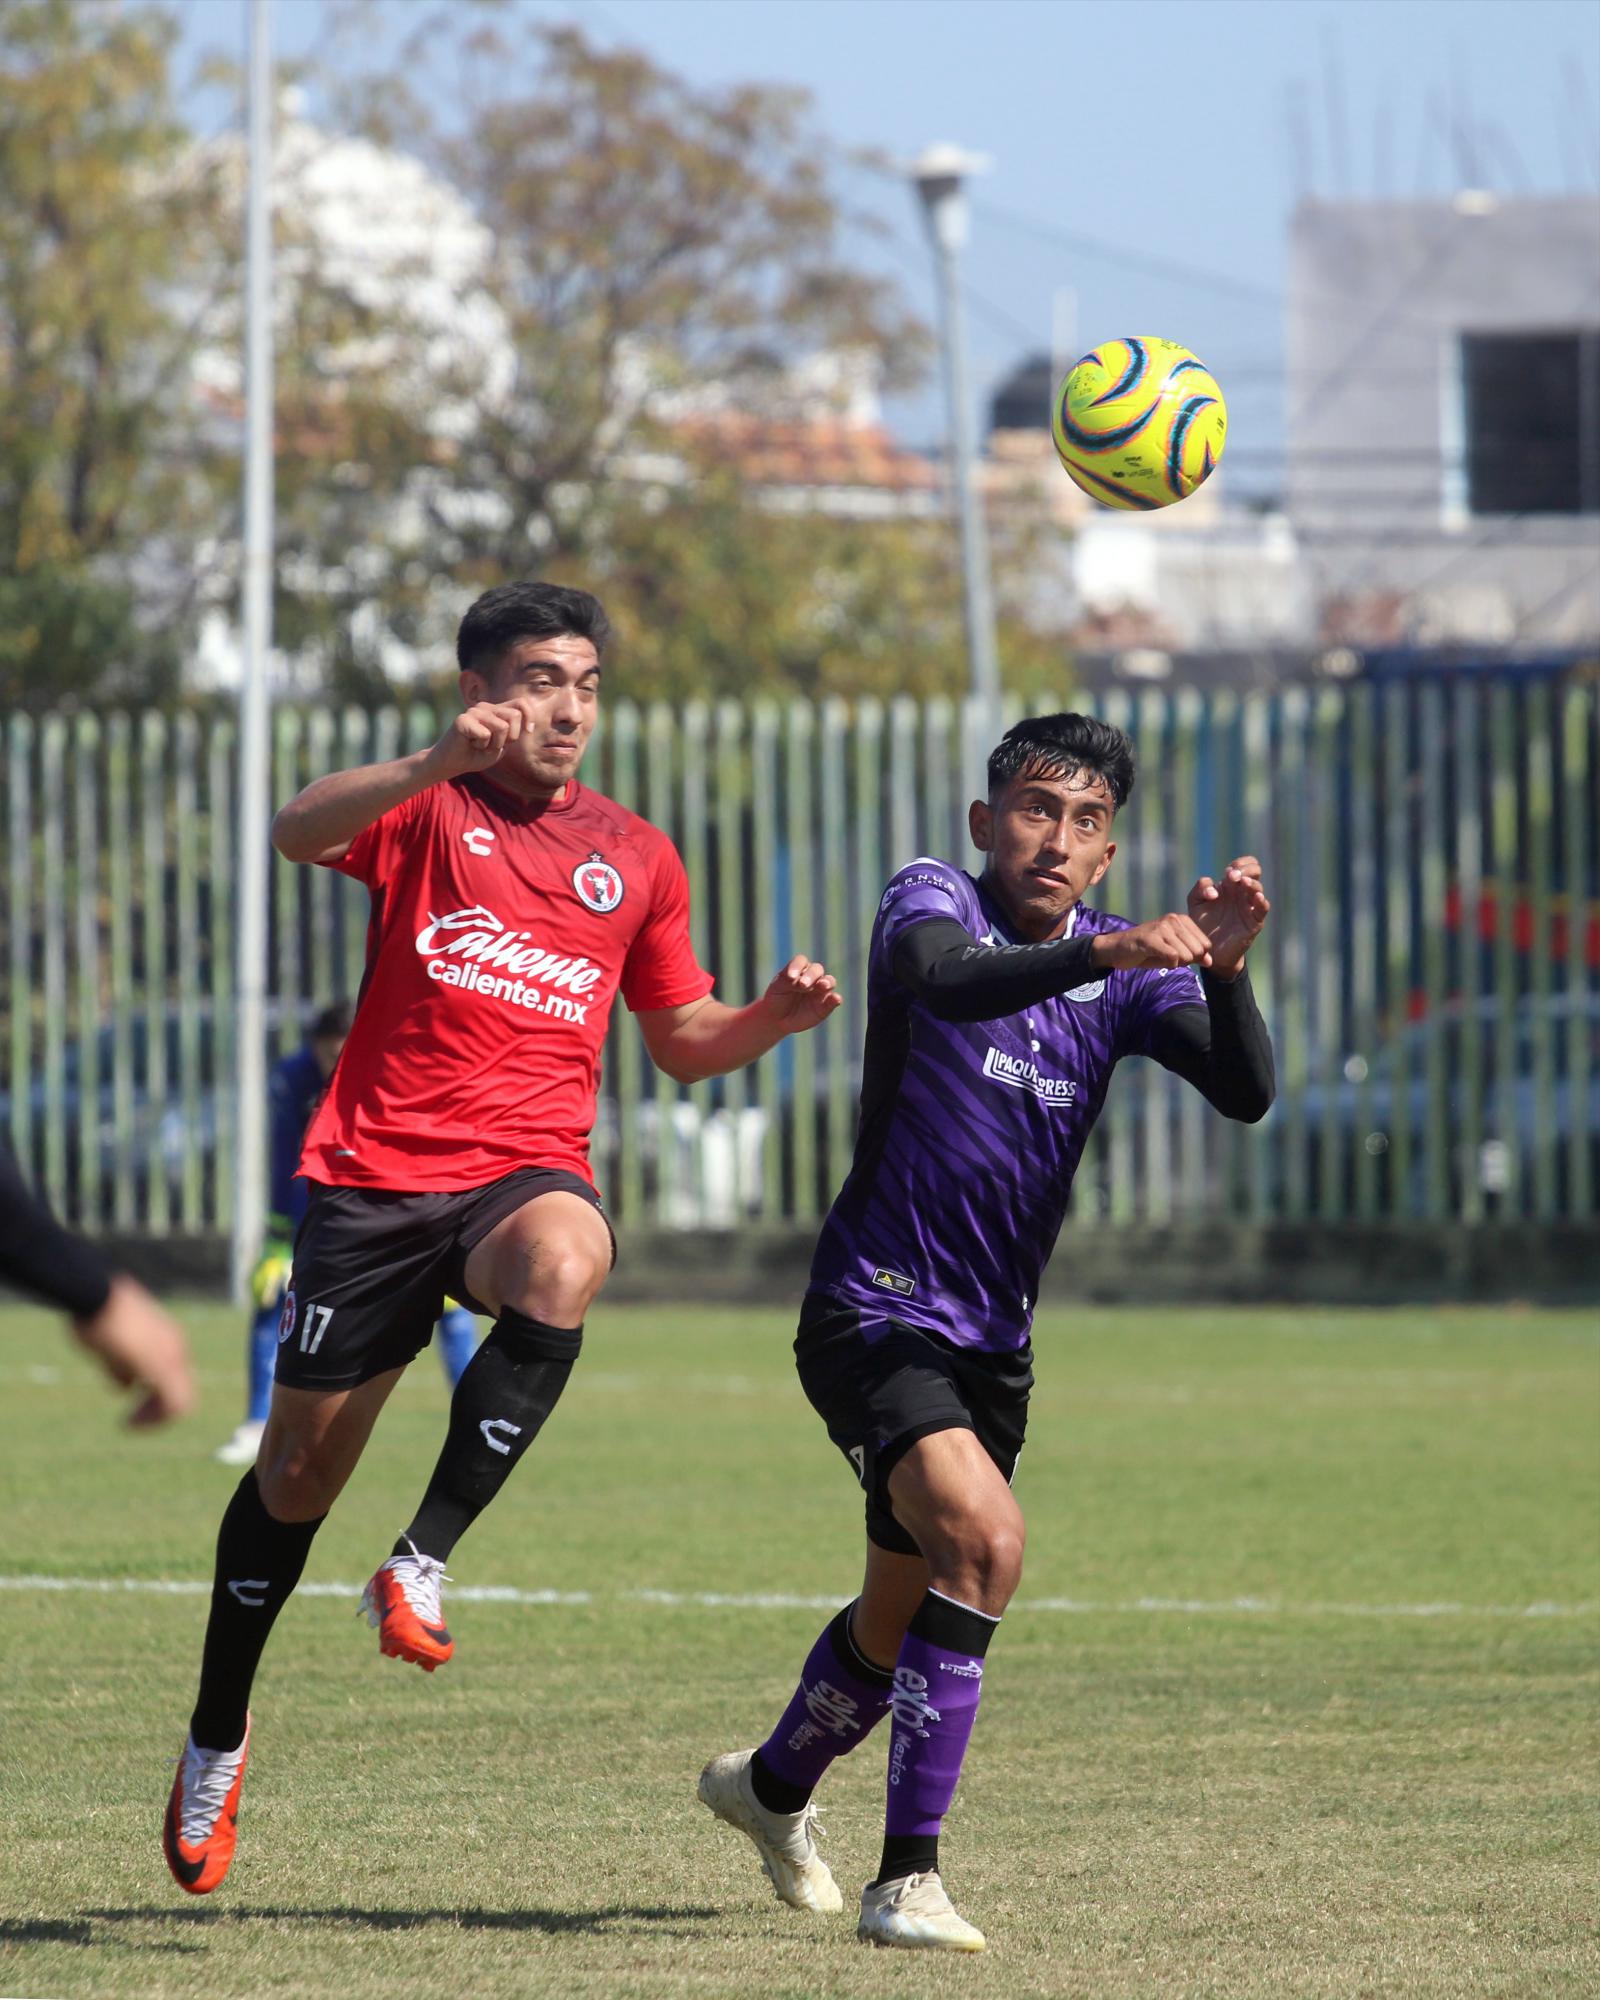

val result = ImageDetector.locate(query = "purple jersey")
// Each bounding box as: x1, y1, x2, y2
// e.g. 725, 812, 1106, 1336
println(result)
808, 857, 1205, 1353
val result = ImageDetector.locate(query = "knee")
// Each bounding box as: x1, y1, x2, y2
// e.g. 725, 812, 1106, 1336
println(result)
518, 1246, 608, 1324
255, 1441, 340, 1523
931, 1514, 1025, 1615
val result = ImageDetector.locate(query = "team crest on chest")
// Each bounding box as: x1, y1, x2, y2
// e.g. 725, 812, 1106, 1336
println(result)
572, 853, 625, 914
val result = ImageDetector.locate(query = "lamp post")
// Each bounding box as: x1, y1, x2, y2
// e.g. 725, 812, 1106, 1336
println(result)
909, 145, 1000, 721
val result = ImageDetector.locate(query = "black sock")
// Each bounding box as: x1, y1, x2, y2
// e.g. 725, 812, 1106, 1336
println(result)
749, 1750, 811, 1813
401, 1310, 582, 1561
190, 1470, 325, 1751
875, 1833, 941, 1886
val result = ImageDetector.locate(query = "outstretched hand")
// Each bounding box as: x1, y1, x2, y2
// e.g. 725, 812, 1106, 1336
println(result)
761, 956, 842, 1033
1188, 856, 1270, 979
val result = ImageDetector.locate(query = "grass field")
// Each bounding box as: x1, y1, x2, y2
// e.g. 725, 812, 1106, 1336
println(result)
1, 1298, 1596, 2000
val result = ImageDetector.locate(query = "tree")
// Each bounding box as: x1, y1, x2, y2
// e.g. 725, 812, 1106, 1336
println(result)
266, 15, 954, 690
0, 0, 226, 708
284, 14, 1074, 702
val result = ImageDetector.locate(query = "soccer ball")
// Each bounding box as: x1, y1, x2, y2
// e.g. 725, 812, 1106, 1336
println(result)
1051, 337, 1227, 510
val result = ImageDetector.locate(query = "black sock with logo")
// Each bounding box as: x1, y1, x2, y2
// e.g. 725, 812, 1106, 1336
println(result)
400, 1310, 582, 1562
189, 1470, 325, 1751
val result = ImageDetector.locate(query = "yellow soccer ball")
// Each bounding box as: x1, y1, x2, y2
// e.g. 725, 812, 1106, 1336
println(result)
1052, 336, 1227, 509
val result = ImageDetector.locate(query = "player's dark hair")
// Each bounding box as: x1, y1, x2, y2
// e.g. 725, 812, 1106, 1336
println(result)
310, 999, 354, 1042
455, 582, 612, 678
987, 712, 1136, 812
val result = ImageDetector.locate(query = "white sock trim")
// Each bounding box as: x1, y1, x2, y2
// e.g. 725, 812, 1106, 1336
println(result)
926, 1586, 1001, 1624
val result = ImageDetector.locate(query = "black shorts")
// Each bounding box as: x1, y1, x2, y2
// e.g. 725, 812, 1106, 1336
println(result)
276, 1168, 613, 1391
794, 1293, 1033, 1557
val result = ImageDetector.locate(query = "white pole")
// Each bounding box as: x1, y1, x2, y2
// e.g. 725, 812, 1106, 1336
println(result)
232, 0, 274, 1303
911, 145, 1000, 833
913, 153, 1000, 713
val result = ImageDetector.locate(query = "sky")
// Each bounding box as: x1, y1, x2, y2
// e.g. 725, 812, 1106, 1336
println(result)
174, 0, 1600, 502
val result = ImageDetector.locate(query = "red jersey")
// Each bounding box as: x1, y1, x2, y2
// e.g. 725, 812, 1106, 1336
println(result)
299, 774, 713, 1192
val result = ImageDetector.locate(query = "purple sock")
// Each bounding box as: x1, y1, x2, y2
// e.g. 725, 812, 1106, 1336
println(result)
755, 1603, 894, 1798
884, 1590, 998, 1839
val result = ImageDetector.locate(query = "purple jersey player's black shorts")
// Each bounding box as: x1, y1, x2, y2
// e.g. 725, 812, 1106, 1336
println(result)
794, 1293, 1033, 1556
275, 1169, 613, 1391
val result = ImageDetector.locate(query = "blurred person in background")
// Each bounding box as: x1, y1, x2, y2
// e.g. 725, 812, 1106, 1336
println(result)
0, 1137, 195, 1425
216, 999, 479, 1466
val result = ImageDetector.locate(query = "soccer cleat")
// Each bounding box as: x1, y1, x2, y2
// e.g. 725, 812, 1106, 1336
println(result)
858, 1871, 987, 1952
360, 1536, 454, 1670
214, 1420, 266, 1467
162, 1719, 251, 1895
696, 1748, 843, 1915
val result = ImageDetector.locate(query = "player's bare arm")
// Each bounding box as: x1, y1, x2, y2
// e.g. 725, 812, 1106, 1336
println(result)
637, 956, 842, 1084
270, 697, 547, 865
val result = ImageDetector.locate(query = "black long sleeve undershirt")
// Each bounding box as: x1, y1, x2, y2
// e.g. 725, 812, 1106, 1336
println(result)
1143, 969, 1276, 1122
891, 917, 1103, 1023
0, 1138, 114, 1319
891, 917, 1275, 1123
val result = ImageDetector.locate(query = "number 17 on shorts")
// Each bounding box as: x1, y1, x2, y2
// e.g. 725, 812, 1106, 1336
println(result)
279, 1288, 335, 1355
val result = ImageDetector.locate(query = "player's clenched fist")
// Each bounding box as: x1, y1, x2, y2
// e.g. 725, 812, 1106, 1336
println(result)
1091, 911, 1215, 972
424, 698, 544, 780
761, 956, 843, 1030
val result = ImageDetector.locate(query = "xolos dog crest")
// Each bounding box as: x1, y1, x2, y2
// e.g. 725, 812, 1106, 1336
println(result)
572, 854, 624, 914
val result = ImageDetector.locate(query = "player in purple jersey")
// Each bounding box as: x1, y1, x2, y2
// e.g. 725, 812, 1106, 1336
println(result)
699, 712, 1274, 1951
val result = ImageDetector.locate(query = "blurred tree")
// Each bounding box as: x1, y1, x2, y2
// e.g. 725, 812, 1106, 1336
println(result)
0, 0, 224, 708
595, 456, 1067, 703
279, 13, 1069, 699
280, 15, 966, 695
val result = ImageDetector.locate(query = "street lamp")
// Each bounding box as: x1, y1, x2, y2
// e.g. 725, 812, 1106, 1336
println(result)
909, 145, 1000, 718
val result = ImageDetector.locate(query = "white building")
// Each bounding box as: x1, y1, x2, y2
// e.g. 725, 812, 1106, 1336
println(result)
1286, 195, 1600, 649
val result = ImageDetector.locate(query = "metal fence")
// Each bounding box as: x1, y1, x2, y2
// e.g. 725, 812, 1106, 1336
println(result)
4, 679, 1597, 1236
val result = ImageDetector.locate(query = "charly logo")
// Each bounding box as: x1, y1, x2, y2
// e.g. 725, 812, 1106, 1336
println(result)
938, 1658, 984, 1679
480, 1418, 522, 1456
889, 1665, 942, 1739
572, 854, 624, 914
981, 1045, 1079, 1104
415, 905, 603, 1023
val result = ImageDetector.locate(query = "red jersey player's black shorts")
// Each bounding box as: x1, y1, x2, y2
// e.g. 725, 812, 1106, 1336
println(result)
275, 1169, 615, 1391
793, 1293, 1033, 1558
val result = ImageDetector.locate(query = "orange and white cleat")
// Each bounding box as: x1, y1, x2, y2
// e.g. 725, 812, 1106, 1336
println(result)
163, 1718, 251, 1895
360, 1536, 454, 1671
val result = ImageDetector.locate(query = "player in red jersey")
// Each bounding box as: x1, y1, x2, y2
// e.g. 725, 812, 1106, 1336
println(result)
163, 582, 840, 1896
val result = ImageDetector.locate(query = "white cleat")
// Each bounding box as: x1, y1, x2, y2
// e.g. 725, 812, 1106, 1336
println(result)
858, 1871, 987, 1952
696, 1749, 843, 1914
214, 1420, 265, 1467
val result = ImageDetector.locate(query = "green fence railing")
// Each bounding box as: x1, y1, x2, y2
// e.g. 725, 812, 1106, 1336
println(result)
4, 679, 1596, 1235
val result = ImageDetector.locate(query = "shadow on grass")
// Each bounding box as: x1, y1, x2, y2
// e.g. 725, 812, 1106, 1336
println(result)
0, 1916, 201, 1955
73, 1902, 722, 1939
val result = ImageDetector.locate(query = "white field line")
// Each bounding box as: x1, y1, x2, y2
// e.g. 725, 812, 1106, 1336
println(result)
0, 1574, 1593, 1619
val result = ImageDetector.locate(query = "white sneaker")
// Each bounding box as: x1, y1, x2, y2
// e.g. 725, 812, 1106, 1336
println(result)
214, 1420, 265, 1467
858, 1871, 987, 1952
696, 1748, 843, 1914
